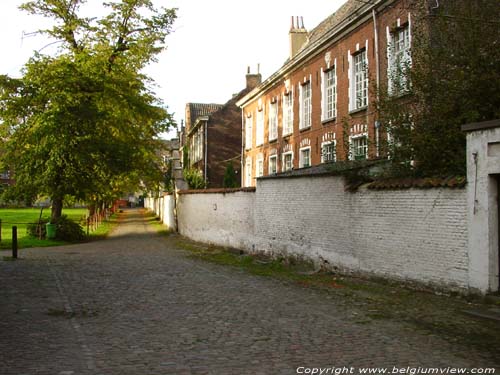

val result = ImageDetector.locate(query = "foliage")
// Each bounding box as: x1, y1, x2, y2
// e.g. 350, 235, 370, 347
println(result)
183, 168, 206, 190
182, 146, 189, 170
0, 0, 177, 220
52, 214, 86, 242
376, 0, 500, 177
26, 218, 49, 238
0, 208, 87, 249
223, 163, 239, 188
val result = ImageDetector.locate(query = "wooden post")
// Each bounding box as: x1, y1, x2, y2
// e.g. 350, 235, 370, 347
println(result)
87, 217, 90, 235
0, 218, 2, 243
12, 226, 18, 259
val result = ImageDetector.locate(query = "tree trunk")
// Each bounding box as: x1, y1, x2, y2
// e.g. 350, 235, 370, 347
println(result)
51, 197, 64, 222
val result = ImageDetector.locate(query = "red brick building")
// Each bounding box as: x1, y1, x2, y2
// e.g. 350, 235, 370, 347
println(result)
183, 70, 262, 188
237, 0, 412, 186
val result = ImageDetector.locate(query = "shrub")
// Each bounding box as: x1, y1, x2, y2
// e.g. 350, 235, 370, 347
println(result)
183, 168, 206, 189
53, 215, 86, 242
27, 219, 49, 239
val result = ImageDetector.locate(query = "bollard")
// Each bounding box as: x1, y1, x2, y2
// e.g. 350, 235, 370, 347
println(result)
0, 218, 2, 242
12, 226, 18, 259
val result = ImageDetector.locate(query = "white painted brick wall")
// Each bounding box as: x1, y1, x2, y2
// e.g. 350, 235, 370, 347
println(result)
254, 176, 468, 290
163, 175, 469, 291
177, 191, 255, 250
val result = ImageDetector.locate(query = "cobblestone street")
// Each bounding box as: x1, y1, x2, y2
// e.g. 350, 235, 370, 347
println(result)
0, 209, 497, 375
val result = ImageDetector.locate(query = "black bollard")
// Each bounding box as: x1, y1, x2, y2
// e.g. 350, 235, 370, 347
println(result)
12, 226, 18, 259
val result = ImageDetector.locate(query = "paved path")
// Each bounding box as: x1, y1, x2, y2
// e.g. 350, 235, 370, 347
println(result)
0, 209, 497, 375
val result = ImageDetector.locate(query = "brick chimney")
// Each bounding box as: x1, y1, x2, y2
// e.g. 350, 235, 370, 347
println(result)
289, 16, 308, 59
246, 65, 262, 90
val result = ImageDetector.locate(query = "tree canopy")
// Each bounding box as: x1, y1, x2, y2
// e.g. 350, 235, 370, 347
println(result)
0, 0, 177, 219
376, 0, 500, 177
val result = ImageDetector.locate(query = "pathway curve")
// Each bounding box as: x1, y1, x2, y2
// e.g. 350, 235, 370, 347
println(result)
0, 209, 497, 375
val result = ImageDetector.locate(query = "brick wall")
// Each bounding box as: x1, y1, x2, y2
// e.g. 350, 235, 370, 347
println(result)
177, 189, 255, 250
156, 177, 469, 291
254, 176, 468, 290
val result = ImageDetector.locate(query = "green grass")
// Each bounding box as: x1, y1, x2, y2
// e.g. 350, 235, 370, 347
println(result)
0, 208, 87, 249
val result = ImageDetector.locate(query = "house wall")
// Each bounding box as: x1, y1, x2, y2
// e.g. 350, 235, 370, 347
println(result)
241, 0, 412, 186
465, 123, 500, 293
206, 93, 246, 188
164, 177, 470, 291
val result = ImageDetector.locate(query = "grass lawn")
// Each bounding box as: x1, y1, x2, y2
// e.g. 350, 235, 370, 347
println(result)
0, 208, 88, 249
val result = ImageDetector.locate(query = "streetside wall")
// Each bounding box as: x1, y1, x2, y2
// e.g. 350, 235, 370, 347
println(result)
177, 189, 255, 250
144, 194, 176, 231
149, 177, 470, 291
254, 176, 469, 291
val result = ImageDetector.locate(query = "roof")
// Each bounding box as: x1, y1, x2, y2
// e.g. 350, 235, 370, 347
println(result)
188, 103, 223, 124
237, 0, 376, 107
304, 0, 364, 54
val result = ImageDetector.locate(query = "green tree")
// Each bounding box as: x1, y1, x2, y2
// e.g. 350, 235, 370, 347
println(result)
183, 168, 206, 190
223, 163, 238, 188
0, 0, 176, 220
376, 0, 500, 177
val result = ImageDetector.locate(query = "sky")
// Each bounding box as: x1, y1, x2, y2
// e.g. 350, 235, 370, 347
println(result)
0, 0, 346, 139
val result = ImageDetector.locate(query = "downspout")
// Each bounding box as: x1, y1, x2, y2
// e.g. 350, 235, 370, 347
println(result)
241, 108, 245, 187
204, 120, 208, 186
372, 7, 381, 158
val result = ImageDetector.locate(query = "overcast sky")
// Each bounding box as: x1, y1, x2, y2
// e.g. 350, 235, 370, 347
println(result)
0, 0, 345, 138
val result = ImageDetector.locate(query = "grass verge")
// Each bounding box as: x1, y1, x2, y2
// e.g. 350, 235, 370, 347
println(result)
175, 237, 500, 364
0, 208, 119, 249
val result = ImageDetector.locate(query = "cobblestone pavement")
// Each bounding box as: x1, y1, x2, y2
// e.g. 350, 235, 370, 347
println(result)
0, 209, 497, 375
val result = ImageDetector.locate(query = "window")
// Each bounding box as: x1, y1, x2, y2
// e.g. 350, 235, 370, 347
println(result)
299, 82, 312, 130
282, 152, 293, 172
388, 24, 411, 95
256, 109, 264, 146
321, 142, 336, 163
256, 156, 264, 177
269, 155, 277, 174
299, 147, 311, 168
351, 135, 368, 160
322, 68, 336, 120
245, 116, 252, 150
245, 157, 252, 187
283, 92, 293, 136
353, 50, 368, 110
268, 101, 278, 141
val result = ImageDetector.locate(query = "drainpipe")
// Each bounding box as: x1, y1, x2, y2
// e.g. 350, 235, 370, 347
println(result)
204, 121, 208, 186
241, 108, 245, 187
372, 7, 381, 158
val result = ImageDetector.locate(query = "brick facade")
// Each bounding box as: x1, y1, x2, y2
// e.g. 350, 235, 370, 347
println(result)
183, 72, 262, 188
237, 0, 412, 186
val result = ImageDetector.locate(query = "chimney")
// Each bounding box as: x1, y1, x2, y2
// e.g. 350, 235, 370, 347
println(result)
246, 65, 262, 89
289, 16, 308, 59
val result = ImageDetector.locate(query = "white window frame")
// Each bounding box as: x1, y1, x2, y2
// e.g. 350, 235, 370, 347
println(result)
299, 81, 312, 130
245, 115, 253, 150
256, 155, 264, 178
388, 23, 411, 95
349, 133, 368, 161
321, 141, 337, 163
349, 49, 368, 111
245, 157, 252, 187
282, 151, 294, 172
299, 147, 311, 168
268, 101, 278, 141
282, 91, 293, 136
268, 155, 277, 174
322, 68, 336, 121
256, 108, 264, 146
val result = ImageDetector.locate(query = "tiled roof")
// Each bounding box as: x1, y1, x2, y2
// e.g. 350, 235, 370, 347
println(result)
188, 103, 223, 123
304, 0, 365, 51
